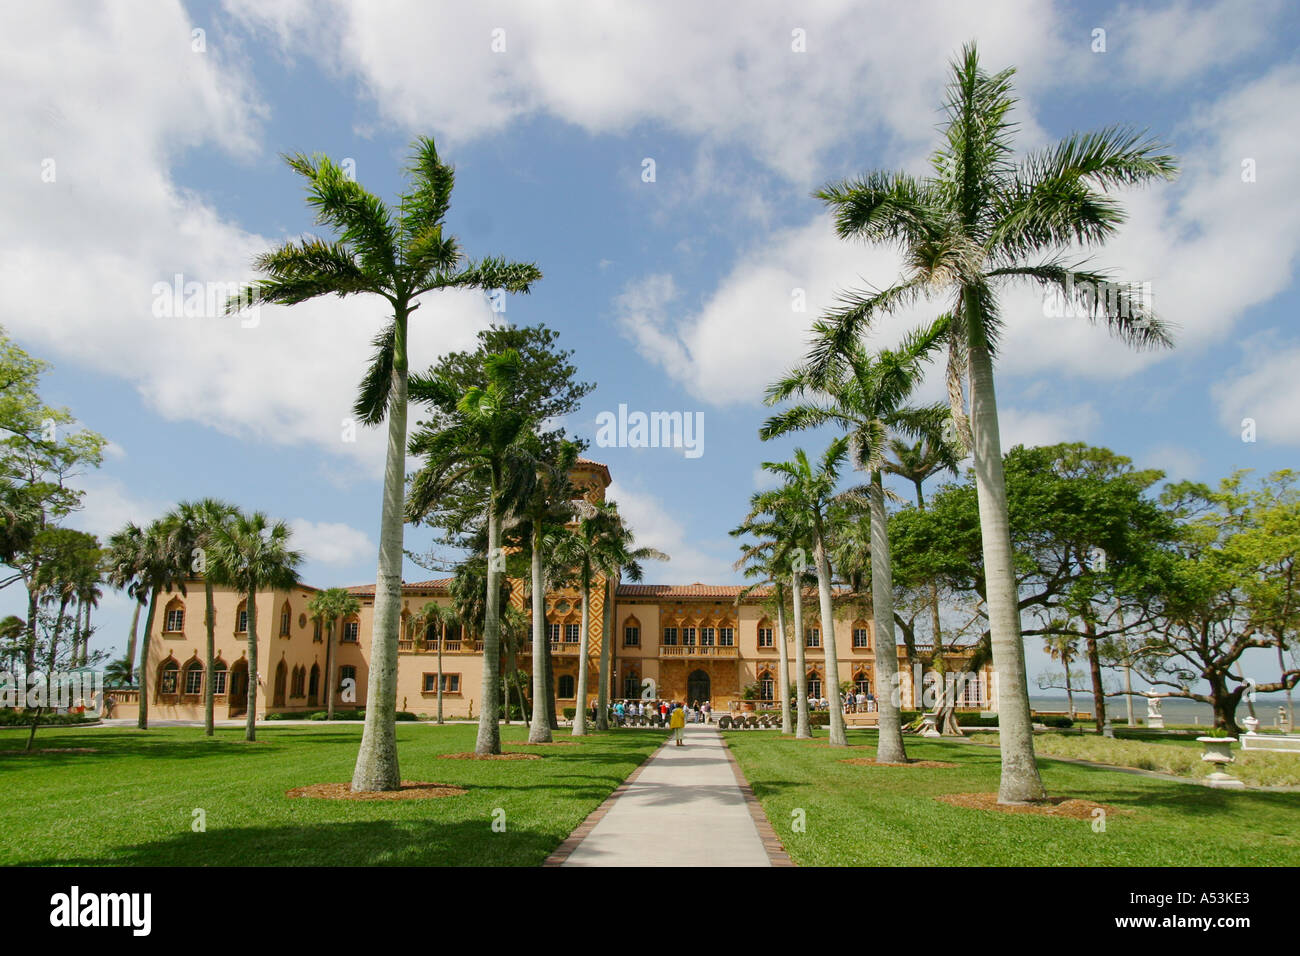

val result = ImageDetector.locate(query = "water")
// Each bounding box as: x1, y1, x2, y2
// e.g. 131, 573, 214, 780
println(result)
1030, 694, 1293, 728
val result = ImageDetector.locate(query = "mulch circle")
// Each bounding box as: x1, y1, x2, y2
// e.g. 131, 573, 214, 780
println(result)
512, 740, 581, 746
439, 751, 542, 760
842, 757, 959, 768
286, 781, 468, 801
0, 748, 98, 755
936, 792, 1132, 819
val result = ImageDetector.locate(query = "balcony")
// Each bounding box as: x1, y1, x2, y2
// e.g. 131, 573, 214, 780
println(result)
397, 640, 480, 654
658, 645, 738, 659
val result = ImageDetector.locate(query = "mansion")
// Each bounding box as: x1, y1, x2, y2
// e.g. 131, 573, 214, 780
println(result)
144, 460, 993, 722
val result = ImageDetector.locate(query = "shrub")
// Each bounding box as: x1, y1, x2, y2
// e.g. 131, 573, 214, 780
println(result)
563, 707, 576, 719
0, 710, 98, 726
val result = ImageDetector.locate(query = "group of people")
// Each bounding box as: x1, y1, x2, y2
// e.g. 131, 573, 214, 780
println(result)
594, 698, 713, 726
797, 691, 876, 713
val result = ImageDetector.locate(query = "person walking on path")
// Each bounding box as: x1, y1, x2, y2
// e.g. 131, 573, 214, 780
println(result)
669, 700, 686, 746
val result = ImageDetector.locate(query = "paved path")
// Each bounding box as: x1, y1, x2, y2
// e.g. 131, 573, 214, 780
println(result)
553, 723, 785, 867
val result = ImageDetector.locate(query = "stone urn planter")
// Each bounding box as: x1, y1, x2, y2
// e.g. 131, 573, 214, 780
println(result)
919, 713, 942, 737
1197, 736, 1245, 789
1242, 716, 1260, 736
740, 701, 756, 712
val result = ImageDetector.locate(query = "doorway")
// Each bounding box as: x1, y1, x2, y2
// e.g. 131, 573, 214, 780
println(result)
687, 669, 710, 705
228, 659, 248, 718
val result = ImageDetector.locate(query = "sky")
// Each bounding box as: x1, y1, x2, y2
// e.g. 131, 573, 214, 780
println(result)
4, 0, 1299, 696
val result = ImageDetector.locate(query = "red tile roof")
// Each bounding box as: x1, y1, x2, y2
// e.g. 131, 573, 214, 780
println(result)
345, 578, 453, 597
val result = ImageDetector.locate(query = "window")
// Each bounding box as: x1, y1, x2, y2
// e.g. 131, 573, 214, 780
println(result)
624, 626, 640, 646
805, 627, 821, 648
182, 662, 202, 696
757, 627, 773, 648
854, 672, 872, 696
662, 627, 678, 646
342, 620, 359, 643
759, 672, 774, 700
564, 623, 580, 644
557, 674, 576, 698
211, 662, 227, 696
280, 602, 291, 637
158, 660, 179, 696
313, 619, 322, 643
700, 627, 715, 646
290, 666, 306, 698
853, 627, 870, 648
718, 627, 734, 647
338, 665, 357, 694
681, 627, 696, 646
308, 664, 320, 704
236, 602, 248, 634
164, 606, 184, 633
623, 673, 640, 699
807, 672, 822, 698
423, 672, 460, 694
547, 623, 561, 643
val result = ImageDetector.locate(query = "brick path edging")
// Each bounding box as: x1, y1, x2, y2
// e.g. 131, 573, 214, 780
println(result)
718, 733, 796, 867
542, 740, 664, 866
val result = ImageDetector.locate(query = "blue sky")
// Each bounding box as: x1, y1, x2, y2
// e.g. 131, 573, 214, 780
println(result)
5, 0, 1300, 693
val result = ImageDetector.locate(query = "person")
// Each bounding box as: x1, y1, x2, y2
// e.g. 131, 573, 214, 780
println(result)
702, 700, 712, 724
591, 700, 599, 723
669, 700, 686, 746
614, 699, 625, 725
855, 690, 866, 713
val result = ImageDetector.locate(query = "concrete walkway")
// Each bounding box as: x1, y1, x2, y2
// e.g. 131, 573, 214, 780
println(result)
552, 723, 786, 867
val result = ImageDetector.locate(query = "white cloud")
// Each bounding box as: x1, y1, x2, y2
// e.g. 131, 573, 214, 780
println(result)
1211, 336, 1300, 447
224, 0, 1069, 183
1144, 442, 1205, 480
0, 1, 494, 477
607, 480, 735, 584
288, 519, 375, 567
64, 476, 168, 542
1111, 0, 1285, 88
998, 403, 1100, 450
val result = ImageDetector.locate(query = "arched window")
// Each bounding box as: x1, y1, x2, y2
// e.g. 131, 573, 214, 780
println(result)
312, 618, 322, 643
623, 615, 640, 647
211, 658, 228, 696
757, 669, 775, 701
806, 670, 822, 699
852, 620, 871, 649
236, 600, 248, 634
308, 663, 320, 705
757, 618, 774, 648
853, 670, 872, 696
157, 658, 179, 696
182, 659, 203, 697
290, 665, 305, 698
164, 597, 185, 633
273, 660, 287, 707
557, 674, 576, 698
623, 670, 640, 700
342, 616, 360, 643
279, 601, 292, 637
805, 626, 821, 648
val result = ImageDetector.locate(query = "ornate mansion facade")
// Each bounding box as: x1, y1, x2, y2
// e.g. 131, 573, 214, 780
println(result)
144, 460, 993, 721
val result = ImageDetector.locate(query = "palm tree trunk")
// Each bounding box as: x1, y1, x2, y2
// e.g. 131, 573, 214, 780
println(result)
1278, 641, 1294, 729
967, 335, 1045, 804
325, 620, 336, 721
528, 516, 552, 743
436, 622, 444, 724
543, 633, 558, 731
351, 317, 409, 791
81, 599, 93, 666
476, 483, 504, 755
775, 585, 792, 735
245, 587, 259, 742
813, 523, 848, 747
1064, 652, 1075, 718
573, 568, 592, 736
136, 586, 160, 730
869, 475, 907, 762
791, 570, 810, 738
24, 581, 38, 676
124, 599, 142, 684
204, 578, 216, 736
597, 571, 617, 730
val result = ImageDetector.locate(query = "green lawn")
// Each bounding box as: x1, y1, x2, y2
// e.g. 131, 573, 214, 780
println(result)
724, 730, 1300, 866
0, 724, 663, 866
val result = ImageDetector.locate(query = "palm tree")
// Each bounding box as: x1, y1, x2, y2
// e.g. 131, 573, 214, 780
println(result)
124, 518, 189, 730
307, 587, 361, 721
105, 524, 148, 683
1044, 632, 1080, 718
207, 512, 302, 742
230, 137, 541, 789
732, 537, 796, 734
175, 499, 239, 736
409, 349, 538, 755
103, 654, 131, 687
763, 318, 949, 761
807, 44, 1177, 802
427, 604, 460, 725
751, 444, 853, 746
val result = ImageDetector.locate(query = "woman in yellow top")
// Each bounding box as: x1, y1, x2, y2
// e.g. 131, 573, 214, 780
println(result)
669, 701, 686, 746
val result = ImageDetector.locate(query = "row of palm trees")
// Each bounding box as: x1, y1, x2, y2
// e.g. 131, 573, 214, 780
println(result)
733, 43, 1178, 804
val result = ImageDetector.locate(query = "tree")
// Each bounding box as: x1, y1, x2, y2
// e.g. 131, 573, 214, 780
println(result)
764, 316, 950, 760
104, 524, 149, 684
808, 43, 1177, 802
409, 350, 538, 755
732, 537, 797, 734
119, 518, 189, 731
230, 137, 541, 790
176, 499, 239, 736
752, 444, 853, 746
1040, 633, 1081, 717
307, 587, 361, 721
207, 511, 302, 742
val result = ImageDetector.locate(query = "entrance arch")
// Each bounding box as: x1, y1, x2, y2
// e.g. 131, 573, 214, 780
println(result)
687, 669, 710, 704
228, 659, 249, 718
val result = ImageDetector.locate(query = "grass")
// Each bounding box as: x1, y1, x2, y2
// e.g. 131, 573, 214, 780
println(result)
724, 729, 1300, 866
968, 731, 1300, 788
0, 723, 663, 866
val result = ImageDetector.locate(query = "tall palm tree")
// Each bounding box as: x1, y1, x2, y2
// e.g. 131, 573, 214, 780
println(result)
732, 536, 796, 734
105, 524, 149, 683
307, 587, 361, 722
763, 318, 949, 761
751, 444, 853, 746
126, 518, 189, 730
208, 512, 302, 742
427, 604, 460, 725
409, 349, 538, 755
175, 499, 239, 736
807, 44, 1177, 802
1044, 632, 1080, 718
230, 137, 541, 790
